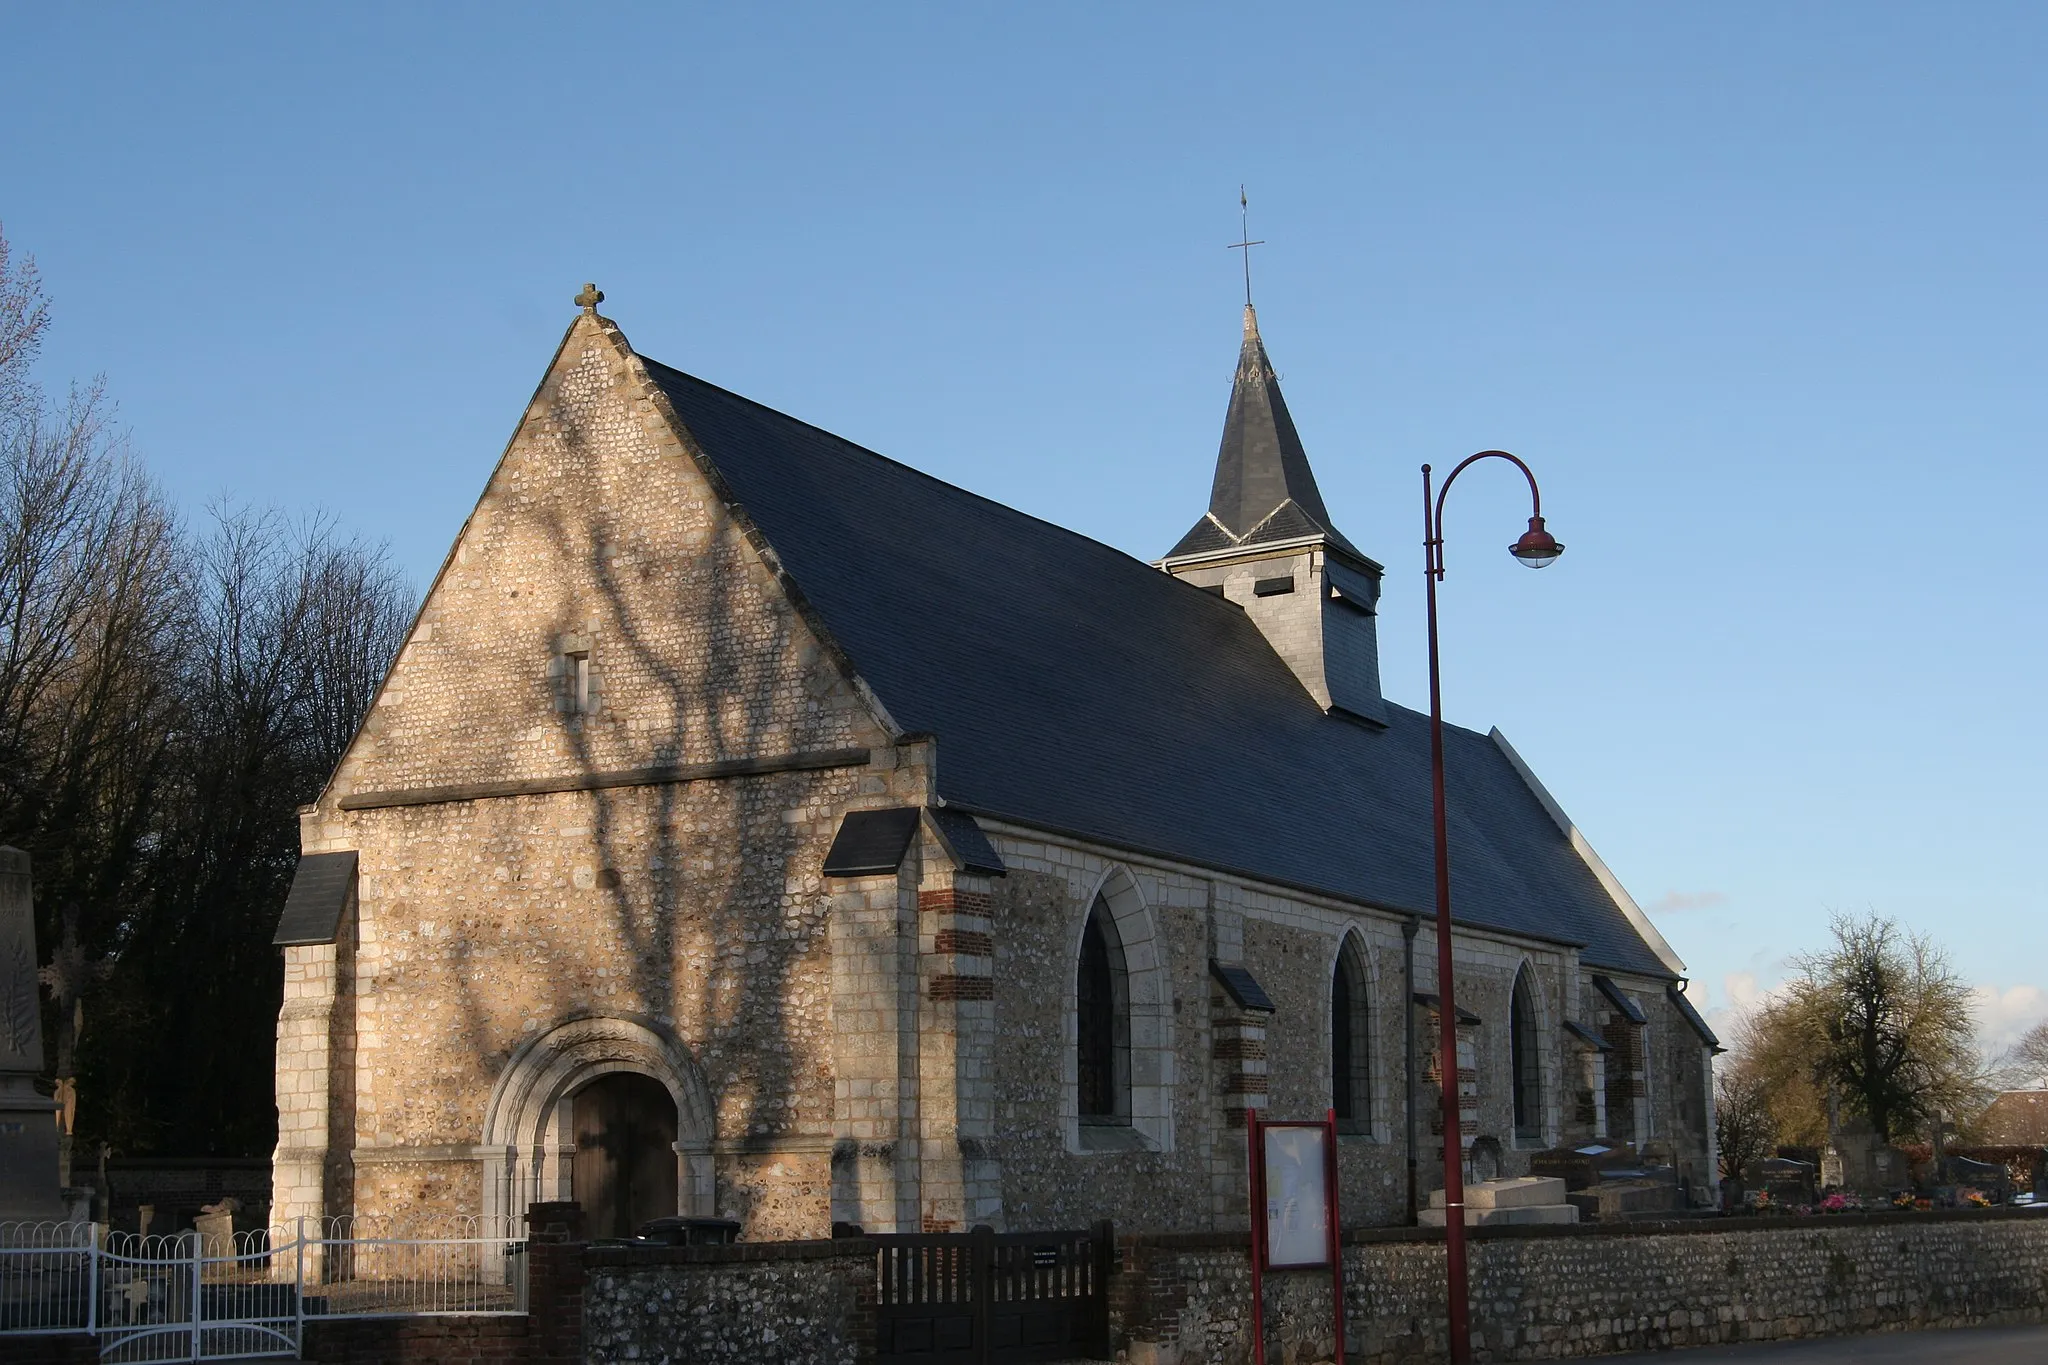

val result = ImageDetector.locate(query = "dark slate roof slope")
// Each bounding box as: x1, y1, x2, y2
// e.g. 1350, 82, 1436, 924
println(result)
644, 358, 1672, 977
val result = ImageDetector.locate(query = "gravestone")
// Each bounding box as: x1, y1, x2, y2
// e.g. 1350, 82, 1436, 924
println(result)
1944, 1155, 2008, 1203
1531, 1142, 1638, 1191
1836, 1117, 1911, 1196
0, 846, 66, 1220
1821, 1088, 1845, 1189
195, 1197, 240, 1257
1468, 1135, 1503, 1184
1531, 1142, 1683, 1220
1746, 1156, 1817, 1208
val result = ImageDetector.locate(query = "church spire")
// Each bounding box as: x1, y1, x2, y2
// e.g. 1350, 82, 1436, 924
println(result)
1163, 304, 1360, 560
1156, 299, 1387, 726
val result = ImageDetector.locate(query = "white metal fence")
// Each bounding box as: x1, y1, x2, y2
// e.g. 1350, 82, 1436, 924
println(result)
0, 1215, 527, 1361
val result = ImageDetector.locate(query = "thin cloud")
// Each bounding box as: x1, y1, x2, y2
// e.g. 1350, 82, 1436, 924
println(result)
1650, 890, 1728, 914
1974, 983, 2048, 1063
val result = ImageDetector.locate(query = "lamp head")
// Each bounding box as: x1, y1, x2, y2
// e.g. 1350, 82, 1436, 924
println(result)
1509, 516, 1564, 569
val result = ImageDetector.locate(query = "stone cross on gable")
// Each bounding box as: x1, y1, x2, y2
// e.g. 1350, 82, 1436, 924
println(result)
575, 283, 605, 311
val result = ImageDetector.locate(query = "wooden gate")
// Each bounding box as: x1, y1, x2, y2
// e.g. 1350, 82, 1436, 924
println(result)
873, 1222, 1113, 1364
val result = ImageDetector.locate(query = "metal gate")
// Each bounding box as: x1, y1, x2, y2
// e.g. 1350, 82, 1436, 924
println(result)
95, 1231, 298, 1363
873, 1222, 1113, 1364
4, 1216, 527, 1361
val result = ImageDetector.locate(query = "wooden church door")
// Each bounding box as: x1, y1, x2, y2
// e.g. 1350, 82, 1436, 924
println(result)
571, 1072, 679, 1239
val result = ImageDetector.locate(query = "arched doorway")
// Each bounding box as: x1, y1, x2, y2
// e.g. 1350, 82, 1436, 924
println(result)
571, 1071, 679, 1239
480, 1013, 716, 1232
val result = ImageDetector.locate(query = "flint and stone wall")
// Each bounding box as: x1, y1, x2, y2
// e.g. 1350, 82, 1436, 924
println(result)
982, 821, 1710, 1236
272, 314, 923, 1242
581, 1240, 875, 1365
1114, 1209, 2048, 1364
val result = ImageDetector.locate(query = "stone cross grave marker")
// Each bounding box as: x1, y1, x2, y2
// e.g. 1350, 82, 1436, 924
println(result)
0, 846, 66, 1219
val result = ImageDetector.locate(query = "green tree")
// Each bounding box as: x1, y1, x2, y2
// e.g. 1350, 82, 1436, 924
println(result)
1733, 913, 1981, 1144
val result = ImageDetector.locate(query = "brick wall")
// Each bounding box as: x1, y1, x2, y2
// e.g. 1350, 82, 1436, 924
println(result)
299, 1227, 584, 1365
0, 1336, 96, 1364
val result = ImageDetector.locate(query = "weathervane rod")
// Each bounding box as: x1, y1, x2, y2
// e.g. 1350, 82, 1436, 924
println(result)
1228, 185, 1264, 308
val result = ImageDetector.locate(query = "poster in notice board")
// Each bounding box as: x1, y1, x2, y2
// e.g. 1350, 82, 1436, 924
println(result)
1262, 1122, 1330, 1269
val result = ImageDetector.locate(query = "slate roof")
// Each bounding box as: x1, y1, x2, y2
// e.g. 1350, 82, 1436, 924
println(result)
642, 358, 1675, 977
273, 851, 357, 946
1164, 305, 1363, 562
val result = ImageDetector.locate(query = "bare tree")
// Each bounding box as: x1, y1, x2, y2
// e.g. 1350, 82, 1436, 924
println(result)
0, 223, 413, 1156
1993, 1020, 2048, 1092
1715, 1060, 1777, 1182
0, 223, 50, 417
96, 506, 410, 1153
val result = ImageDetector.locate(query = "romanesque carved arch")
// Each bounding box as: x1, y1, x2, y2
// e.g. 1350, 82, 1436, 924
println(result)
480, 1012, 717, 1224
1064, 863, 1174, 1153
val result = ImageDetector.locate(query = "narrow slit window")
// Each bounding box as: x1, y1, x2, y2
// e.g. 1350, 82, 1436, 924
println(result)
1332, 934, 1372, 1133
1076, 895, 1130, 1124
558, 646, 597, 715
1511, 968, 1542, 1144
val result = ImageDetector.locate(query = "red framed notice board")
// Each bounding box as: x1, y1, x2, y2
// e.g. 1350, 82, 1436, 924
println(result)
1245, 1109, 1345, 1364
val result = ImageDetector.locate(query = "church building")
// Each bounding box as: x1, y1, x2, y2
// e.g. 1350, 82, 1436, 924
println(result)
270, 288, 1716, 1241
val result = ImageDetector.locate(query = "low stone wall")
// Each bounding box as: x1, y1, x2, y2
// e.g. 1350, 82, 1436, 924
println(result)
582, 1238, 876, 1365
1117, 1208, 2048, 1364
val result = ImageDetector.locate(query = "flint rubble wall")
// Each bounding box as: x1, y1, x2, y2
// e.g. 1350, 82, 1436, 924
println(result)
1114, 1209, 2048, 1364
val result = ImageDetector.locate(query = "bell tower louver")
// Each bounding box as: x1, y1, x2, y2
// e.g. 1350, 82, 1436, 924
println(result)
1157, 305, 1388, 725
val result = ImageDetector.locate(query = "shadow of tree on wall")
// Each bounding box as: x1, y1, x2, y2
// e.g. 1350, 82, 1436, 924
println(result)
420, 348, 839, 1230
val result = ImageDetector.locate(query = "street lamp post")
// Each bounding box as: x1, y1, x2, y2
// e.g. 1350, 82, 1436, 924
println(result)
1421, 452, 1563, 1365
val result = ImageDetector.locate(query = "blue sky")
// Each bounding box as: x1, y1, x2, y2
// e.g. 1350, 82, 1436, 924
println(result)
4, 4, 2043, 1054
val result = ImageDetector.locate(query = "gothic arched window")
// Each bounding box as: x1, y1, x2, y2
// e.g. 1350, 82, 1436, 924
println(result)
1511, 967, 1543, 1144
1076, 895, 1130, 1123
1332, 934, 1372, 1133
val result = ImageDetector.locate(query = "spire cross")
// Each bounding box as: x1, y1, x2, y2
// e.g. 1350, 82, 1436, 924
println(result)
1227, 185, 1264, 308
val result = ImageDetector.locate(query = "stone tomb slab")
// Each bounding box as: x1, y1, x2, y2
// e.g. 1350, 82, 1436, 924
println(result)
1421, 1176, 1578, 1226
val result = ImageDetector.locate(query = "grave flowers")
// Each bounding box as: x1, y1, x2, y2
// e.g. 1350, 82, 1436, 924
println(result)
1964, 1188, 1992, 1208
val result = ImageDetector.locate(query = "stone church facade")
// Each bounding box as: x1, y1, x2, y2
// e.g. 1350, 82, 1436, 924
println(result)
271, 291, 1716, 1241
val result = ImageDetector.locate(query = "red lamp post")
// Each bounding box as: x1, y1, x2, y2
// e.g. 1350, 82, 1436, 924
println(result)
1421, 452, 1562, 1365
